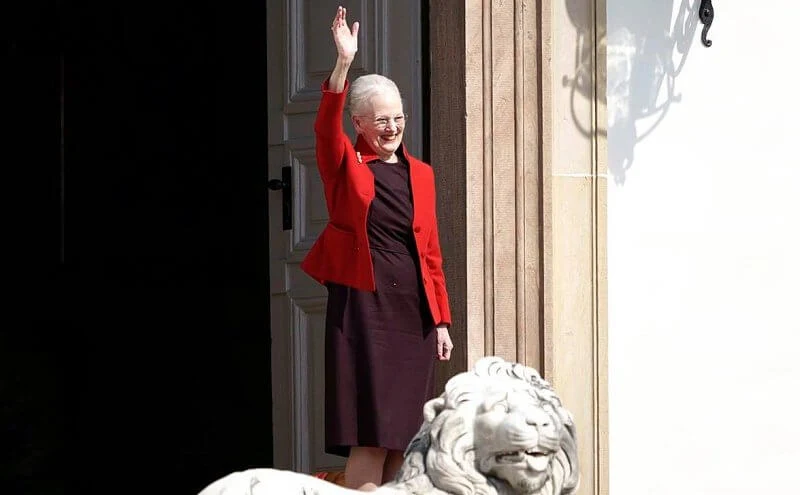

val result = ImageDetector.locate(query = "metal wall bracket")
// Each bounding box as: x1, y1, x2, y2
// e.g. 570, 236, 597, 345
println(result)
700, 0, 715, 47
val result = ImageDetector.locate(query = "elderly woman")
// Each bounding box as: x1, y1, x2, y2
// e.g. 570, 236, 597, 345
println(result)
299, 6, 454, 490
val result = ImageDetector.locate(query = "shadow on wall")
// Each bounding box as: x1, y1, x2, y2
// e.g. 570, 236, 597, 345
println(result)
562, 0, 701, 184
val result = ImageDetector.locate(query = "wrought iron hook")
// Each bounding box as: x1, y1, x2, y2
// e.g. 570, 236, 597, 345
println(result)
699, 0, 714, 47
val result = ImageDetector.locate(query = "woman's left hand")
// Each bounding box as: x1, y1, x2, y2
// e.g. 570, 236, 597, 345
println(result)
436, 326, 453, 361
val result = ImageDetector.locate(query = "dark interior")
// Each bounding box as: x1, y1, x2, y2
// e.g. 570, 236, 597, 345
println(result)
5, 1, 273, 493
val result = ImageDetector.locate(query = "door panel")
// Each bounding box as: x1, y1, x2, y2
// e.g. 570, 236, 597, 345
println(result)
267, 0, 422, 472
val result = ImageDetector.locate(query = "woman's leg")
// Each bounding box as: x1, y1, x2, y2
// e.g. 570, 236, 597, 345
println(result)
381, 449, 405, 484
345, 446, 387, 489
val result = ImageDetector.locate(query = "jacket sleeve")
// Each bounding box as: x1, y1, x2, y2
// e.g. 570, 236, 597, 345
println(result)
314, 79, 350, 184
425, 181, 453, 326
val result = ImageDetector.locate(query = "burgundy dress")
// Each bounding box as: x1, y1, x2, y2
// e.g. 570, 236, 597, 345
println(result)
324, 157, 437, 457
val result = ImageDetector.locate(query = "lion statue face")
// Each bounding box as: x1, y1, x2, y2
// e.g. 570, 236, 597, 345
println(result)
389, 357, 579, 495
473, 389, 561, 494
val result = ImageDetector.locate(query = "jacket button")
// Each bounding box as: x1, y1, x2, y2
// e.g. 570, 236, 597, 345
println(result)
414, 226, 421, 233
391, 281, 398, 287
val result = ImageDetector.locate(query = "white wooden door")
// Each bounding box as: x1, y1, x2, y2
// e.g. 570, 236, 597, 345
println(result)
266, 0, 422, 472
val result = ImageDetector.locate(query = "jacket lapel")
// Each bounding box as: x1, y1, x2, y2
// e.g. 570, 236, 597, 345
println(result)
354, 136, 379, 164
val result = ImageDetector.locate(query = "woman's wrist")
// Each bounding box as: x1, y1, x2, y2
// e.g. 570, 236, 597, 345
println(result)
328, 57, 354, 93
335, 55, 354, 68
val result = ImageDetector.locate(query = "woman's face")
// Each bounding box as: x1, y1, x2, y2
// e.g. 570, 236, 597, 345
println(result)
353, 91, 405, 159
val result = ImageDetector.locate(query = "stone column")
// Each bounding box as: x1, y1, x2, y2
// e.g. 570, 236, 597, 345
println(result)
544, 1, 608, 494
431, 0, 548, 379
429, 1, 608, 494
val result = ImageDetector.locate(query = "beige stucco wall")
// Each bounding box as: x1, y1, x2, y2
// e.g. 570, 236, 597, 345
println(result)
606, 1, 800, 492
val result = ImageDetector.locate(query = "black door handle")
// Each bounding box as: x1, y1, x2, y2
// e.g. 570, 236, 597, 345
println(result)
268, 166, 292, 230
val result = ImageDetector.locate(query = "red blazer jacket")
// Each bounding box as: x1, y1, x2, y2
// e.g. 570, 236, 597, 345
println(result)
300, 80, 452, 326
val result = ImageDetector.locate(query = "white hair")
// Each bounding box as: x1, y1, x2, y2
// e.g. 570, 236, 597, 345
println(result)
347, 74, 402, 116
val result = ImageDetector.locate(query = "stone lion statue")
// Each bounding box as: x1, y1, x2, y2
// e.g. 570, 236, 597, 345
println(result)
198, 357, 579, 495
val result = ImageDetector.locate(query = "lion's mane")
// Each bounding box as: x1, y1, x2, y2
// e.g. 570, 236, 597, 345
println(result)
386, 357, 580, 495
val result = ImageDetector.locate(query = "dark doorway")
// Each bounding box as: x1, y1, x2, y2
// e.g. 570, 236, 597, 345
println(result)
5, 1, 273, 494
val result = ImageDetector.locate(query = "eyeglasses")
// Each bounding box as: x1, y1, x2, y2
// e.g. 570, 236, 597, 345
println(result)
358, 114, 408, 129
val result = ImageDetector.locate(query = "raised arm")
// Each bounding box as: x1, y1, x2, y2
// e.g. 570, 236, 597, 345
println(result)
328, 6, 359, 92
314, 6, 360, 183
